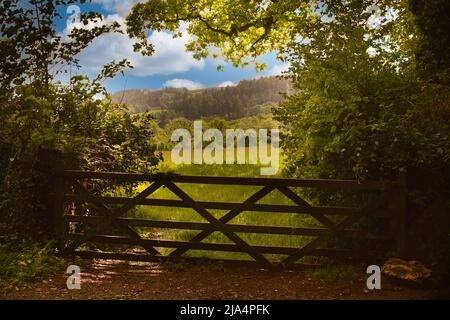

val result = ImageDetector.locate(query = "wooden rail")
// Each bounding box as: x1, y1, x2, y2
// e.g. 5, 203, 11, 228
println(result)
54, 170, 407, 270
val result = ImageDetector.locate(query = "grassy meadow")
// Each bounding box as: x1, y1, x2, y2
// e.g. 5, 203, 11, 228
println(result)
125, 149, 322, 263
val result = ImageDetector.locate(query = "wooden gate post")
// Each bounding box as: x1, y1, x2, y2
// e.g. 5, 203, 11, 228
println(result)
394, 172, 408, 257
52, 160, 66, 254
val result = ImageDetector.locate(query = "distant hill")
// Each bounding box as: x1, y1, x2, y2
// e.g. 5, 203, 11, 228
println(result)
111, 76, 291, 119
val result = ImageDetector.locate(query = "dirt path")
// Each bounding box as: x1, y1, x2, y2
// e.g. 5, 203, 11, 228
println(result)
1, 259, 447, 300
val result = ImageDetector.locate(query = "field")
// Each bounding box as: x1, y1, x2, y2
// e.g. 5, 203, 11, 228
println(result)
127, 150, 321, 263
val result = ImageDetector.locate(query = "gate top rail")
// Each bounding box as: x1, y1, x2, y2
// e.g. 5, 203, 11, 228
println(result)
58, 170, 401, 190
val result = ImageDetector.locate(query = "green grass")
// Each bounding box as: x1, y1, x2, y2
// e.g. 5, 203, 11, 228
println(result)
0, 241, 64, 290
124, 152, 323, 263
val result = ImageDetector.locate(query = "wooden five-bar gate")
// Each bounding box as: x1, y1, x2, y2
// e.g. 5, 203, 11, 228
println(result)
54, 170, 407, 270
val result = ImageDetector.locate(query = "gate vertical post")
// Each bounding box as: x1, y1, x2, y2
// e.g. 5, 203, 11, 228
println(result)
53, 161, 66, 254
394, 172, 408, 257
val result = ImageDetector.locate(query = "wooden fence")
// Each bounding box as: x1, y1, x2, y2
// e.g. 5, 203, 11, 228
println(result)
54, 170, 407, 270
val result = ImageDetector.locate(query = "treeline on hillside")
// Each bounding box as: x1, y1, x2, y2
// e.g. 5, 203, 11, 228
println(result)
153, 114, 278, 150
112, 76, 291, 119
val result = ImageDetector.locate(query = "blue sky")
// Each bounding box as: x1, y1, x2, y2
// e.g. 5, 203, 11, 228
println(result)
56, 0, 287, 93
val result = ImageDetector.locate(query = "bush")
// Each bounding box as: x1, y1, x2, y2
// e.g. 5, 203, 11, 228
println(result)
0, 79, 161, 240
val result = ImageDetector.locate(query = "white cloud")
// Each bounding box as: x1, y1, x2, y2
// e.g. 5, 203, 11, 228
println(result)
265, 63, 290, 76
91, 0, 144, 16
63, 14, 205, 77
163, 79, 205, 90
217, 81, 237, 87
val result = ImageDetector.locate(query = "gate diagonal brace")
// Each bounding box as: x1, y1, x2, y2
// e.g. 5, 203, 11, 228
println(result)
277, 186, 336, 228
169, 185, 275, 258
64, 180, 163, 254
70, 180, 161, 255
281, 195, 389, 267
164, 181, 274, 269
